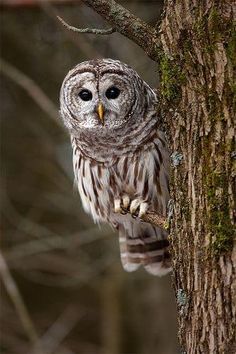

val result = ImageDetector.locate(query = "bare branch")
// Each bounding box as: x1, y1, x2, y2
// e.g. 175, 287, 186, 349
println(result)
120, 207, 168, 229
6, 226, 111, 261
74, 0, 159, 61
57, 15, 115, 35
0, 58, 61, 127
140, 212, 169, 229
32, 306, 83, 354
41, 2, 103, 58
0, 250, 42, 353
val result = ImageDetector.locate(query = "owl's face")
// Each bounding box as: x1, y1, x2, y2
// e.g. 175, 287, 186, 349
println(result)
60, 59, 156, 134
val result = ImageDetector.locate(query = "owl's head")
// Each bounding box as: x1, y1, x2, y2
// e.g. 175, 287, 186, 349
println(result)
60, 59, 156, 134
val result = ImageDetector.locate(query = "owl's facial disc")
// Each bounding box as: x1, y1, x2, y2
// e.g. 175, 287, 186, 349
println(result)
61, 66, 137, 132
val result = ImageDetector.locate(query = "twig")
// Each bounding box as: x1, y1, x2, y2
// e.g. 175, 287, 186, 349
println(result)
14, 255, 115, 288
141, 212, 169, 229
57, 15, 115, 35
40, 1, 102, 58
6, 226, 111, 261
0, 250, 42, 353
120, 207, 168, 229
31, 306, 84, 354
80, 0, 160, 61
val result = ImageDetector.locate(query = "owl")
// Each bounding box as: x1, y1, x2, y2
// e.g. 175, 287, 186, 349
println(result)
60, 59, 171, 276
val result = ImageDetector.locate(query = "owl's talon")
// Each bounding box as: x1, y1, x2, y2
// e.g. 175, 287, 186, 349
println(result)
138, 202, 149, 218
130, 199, 141, 214
130, 199, 149, 218
120, 207, 127, 215
114, 199, 122, 213
122, 195, 130, 209
115, 196, 149, 219
114, 195, 130, 214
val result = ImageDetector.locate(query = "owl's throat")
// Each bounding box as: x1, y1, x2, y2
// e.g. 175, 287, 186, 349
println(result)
72, 113, 158, 163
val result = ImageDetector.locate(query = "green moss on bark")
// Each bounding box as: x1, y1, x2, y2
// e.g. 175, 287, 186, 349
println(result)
205, 171, 234, 255
159, 53, 185, 101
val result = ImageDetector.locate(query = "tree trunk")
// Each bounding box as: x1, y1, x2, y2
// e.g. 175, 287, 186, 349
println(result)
159, 1, 235, 353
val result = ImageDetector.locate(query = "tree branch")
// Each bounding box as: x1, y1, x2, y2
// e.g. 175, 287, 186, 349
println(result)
0, 58, 61, 126
6, 226, 111, 261
32, 306, 84, 354
141, 212, 169, 229
0, 250, 42, 353
120, 207, 168, 229
77, 0, 159, 61
57, 15, 115, 35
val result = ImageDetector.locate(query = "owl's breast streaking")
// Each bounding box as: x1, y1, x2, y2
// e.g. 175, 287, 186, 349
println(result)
72, 128, 169, 227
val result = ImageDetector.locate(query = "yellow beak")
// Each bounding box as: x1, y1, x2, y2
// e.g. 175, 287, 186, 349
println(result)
97, 103, 104, 125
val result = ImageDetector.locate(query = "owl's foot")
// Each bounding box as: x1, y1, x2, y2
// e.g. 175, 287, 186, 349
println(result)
114, 195, 130, 214
130, 199, 149, 218
114, 196, 148, 218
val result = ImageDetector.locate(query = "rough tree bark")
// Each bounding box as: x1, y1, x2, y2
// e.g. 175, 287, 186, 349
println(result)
158, 1, 235, 353
67, 1, 235, 353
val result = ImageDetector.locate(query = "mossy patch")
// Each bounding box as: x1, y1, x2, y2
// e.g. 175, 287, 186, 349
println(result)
159, 53, 185, 101
205, 171, 234, 255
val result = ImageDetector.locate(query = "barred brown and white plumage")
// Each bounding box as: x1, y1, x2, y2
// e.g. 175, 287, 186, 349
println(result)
60, 58, 171, 276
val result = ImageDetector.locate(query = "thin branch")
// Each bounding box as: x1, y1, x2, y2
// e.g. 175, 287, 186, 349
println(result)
0, 58, 61, 127
120, 207, 168, 229
41, 2, 103, 58
14, 256, 116, 288
6, 226, 111, 261
69, 0, 160, 61
57, 15, 115, 35
0, 250, 42, 353
139, 200, 173, 229
140, 212, 169, 229
32, 306, 83, 354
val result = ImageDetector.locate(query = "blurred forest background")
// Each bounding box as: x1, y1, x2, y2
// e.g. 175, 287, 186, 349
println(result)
0, 1, 179, 353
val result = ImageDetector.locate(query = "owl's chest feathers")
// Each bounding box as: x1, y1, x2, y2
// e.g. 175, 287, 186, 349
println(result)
72, 113, 159, 162
72, 130, 169, 223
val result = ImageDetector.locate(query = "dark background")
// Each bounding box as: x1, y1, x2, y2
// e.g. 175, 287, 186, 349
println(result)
1, 1, 178, 353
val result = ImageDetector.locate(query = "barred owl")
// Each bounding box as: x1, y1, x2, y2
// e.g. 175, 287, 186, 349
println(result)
60, 59, 171, 276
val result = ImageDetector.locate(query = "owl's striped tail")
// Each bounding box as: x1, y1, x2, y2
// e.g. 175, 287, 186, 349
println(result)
118, 220, 171, 276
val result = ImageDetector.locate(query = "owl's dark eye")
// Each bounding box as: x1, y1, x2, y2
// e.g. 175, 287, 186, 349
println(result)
78, 89, 92, 101
105, 86, 120, 99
